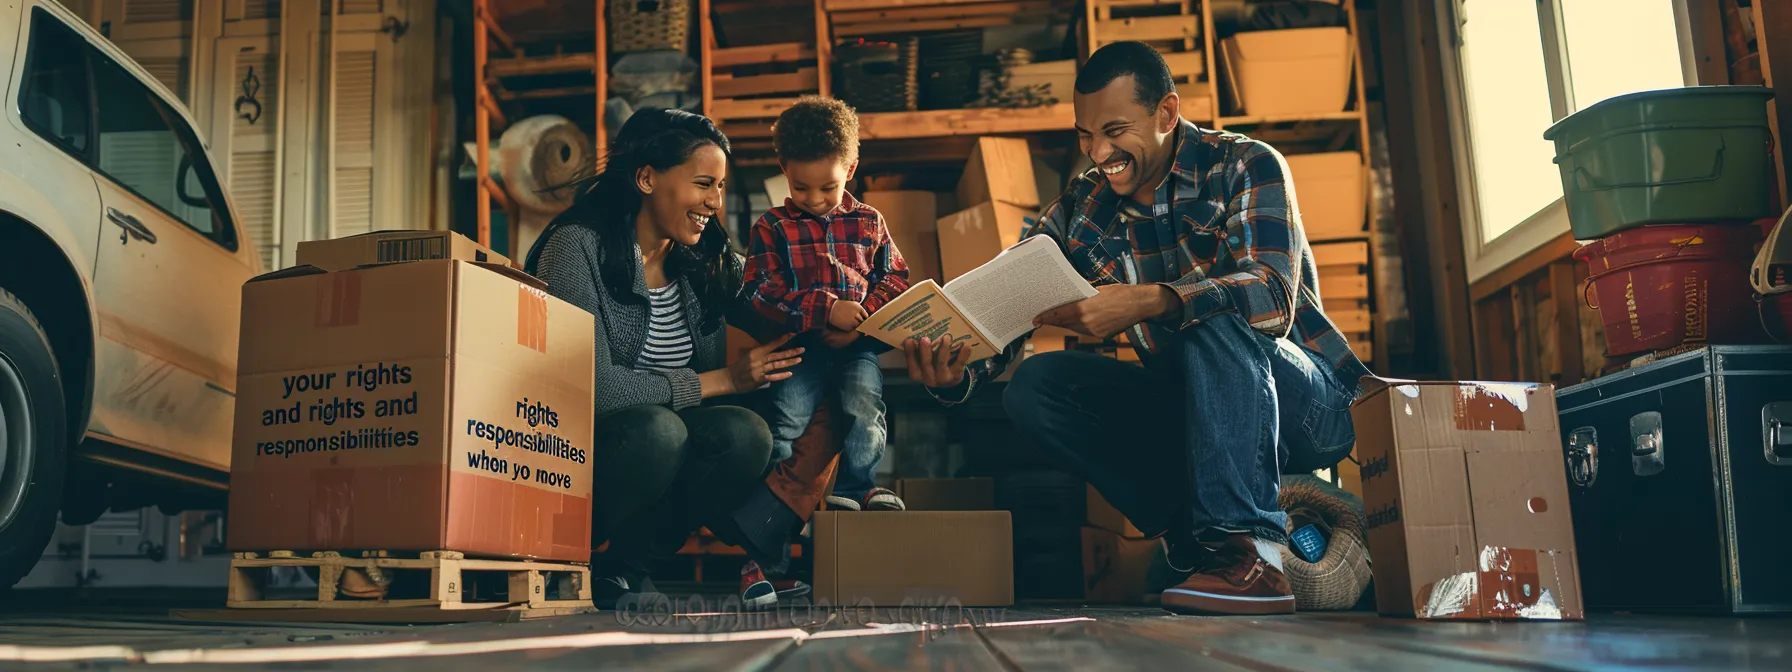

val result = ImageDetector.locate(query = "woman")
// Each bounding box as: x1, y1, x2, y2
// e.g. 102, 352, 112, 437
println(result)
524, 108, 801, 606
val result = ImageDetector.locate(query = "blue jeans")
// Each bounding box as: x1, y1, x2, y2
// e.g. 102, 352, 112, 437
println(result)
764, 334, 887, 502
1003, 314, 1356, 545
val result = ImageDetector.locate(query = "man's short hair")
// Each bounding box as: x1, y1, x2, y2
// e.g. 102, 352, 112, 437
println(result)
1074, 41, 1175, 109
772, 95, 861, 164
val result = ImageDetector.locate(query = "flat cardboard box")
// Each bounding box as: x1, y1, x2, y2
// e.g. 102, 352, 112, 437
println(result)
227, 260, 596, 561
862, 191, 943, 284
295, 230, 509, 272
1221, 27, 1352, 116
813, 511, 1013, 606
1287, 151, 1367, 241
896, 478, 995, 511
1082, 527, 1161, 604
937, 201, 1031, 281
1086, 484, 1147, 539
1352, 378, 1584, 620
1006, 59, 1076, 104
957, 137, 1041, 210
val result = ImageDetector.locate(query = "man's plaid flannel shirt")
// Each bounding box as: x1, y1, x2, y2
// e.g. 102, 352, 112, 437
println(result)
931, 120, 1372, 404
743, 192, 910, 334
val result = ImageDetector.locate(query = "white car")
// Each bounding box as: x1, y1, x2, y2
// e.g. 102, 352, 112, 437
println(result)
0, 1, 259, 587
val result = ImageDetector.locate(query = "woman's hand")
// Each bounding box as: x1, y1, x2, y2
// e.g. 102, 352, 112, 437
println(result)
903, 336, 970, 388
727, 333, 805, 394
819, 326, 861, 349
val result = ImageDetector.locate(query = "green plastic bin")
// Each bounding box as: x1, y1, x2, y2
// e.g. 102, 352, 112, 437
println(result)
1544, 86, 1775, 239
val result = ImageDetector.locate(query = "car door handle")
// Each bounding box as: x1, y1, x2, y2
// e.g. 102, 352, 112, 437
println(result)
106, 208, 158, 245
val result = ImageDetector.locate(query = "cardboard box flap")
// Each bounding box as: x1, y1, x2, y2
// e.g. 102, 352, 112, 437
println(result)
248, 264, 329, 283
470, 261, 548, 290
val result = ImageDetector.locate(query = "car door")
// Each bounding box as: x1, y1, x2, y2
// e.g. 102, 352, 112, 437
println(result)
83, 46, 257, 471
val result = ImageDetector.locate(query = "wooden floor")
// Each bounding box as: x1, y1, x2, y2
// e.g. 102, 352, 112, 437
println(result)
2, 589, 1789, 670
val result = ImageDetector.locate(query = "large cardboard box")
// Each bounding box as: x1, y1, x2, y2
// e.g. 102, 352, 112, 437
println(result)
1220, 27, 1352, 116
295, 230, 509, 272
1081, 527, 1161, 604
862, 191, 942, 284
937, 201, 1031, 281
896, 478, 995, 511
1086, 484, 1147, 539
1286, 152, 1366, 241
813, 511, 1013, 606
957, 137, 1040, 210
227, 260, 596, 561
1351, 379, 1584, 620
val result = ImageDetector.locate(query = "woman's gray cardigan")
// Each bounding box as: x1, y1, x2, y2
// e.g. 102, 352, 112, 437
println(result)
530, 224, 764, 415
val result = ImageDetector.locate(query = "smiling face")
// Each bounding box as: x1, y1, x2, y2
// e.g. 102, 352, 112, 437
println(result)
637, 143, 727, 247
782, 156, 857, 218
1073, 74, 1180, 203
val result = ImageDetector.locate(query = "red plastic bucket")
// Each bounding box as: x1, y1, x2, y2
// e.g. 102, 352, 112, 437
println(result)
1575, 223, 1765, 357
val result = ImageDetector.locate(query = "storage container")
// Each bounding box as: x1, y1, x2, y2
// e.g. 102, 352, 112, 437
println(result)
1220, 27, 1351, 116
835, 38, 918, 114
1544, 86, 1775, 239
1286, 151, 1366, 240
610, 0, 691, 54
1557, 346, 1792, 613
1574, 223, 1764, 357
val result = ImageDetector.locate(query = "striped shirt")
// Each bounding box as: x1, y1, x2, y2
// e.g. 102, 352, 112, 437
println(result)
633, 284, 694, 372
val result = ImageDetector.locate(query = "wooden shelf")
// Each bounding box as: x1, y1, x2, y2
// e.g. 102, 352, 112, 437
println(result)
1217, 111, 1364, 127
857, 103, 1075, 139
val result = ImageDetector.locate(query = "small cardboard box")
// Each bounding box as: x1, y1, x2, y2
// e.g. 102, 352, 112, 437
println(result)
957, 137, 1041, 210
1351, 378, 1584, 620
1082, 527, 1161, 604
813, 511, 1013, 606
937, 201, 1031, 281
1006, 59, 1076, 104
1286, 152, 1366, 241
895, 478, 995, 511
863, 191, 943, 284
1086, 484, 1147, 539
1221, 27, 1352, 116
295, 230, 509, 272
227, 260, 596, 561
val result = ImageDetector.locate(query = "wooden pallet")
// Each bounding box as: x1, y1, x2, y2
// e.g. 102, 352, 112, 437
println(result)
225, 550, 594, 621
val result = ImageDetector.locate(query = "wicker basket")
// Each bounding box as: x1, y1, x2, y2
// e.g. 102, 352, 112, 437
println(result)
919, 31, 983, 110
610, 0, 691, 53
834, 38, 919, 114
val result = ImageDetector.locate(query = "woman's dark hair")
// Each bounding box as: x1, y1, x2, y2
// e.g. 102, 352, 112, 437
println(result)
524, 108, 737, 333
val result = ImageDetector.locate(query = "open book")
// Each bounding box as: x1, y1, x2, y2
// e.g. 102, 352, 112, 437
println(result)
858, 236, 1098, 361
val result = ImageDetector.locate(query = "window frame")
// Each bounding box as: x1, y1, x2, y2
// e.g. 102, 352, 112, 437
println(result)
18, 7, 97, 163
1437, 0, 1702, 283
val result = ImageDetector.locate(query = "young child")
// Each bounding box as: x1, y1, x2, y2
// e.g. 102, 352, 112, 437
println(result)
743, 95, 909, 515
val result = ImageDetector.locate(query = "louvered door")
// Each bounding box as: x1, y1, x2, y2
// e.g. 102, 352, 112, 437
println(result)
208, 37, 279, 270
326, 0, 397, 238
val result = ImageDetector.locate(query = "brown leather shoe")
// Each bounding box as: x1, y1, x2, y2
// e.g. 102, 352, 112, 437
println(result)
1160, 534, 1296, 615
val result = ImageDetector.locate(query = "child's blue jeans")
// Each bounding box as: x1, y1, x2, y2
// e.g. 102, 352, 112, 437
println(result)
763, 332, 887, 502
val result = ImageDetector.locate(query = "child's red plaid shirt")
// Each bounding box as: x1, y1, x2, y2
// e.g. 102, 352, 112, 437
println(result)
742, 192, 910, 334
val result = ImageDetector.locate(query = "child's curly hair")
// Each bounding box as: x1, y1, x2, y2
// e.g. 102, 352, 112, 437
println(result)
772, 95, 860, 165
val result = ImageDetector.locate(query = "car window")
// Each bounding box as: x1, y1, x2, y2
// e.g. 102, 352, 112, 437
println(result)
91, 55, 237, 250
20, 8, 92, 155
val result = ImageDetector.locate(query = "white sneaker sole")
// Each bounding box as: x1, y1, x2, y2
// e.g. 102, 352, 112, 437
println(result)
1161, 588, 1295, 615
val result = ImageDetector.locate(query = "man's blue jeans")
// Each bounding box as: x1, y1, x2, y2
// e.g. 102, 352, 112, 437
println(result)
1003, 314, 1357, 545
764, 334, 887, 502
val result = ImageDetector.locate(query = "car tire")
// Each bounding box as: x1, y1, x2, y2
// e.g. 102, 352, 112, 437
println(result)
0, 288, 67, 589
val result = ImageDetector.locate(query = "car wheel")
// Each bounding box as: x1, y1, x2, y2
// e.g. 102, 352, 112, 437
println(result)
0, 288, 67, 589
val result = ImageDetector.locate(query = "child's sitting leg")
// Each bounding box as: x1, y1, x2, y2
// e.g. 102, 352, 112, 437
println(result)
764, 336, 828, 466
825, 340, 904, 511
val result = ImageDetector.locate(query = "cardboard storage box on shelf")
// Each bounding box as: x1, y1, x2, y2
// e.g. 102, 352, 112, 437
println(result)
1287, 152, 1366, 240
1221, 27, 1352, 117
227, 256, 596, 561
1351, 378, 1584, 620
863, 191, 942, 284
1006, 59, 1076, 104
813, 511, 1013, 606
1082, 526, 1161, 604
958, 137, 1041, 209
1176, 82, 1215, 122
295, 230, 510, 272
1086, 484, 1147, 538
895, 478, 995, 511
937, 201, 1031, 281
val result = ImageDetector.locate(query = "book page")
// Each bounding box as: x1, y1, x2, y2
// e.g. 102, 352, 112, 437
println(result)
941, 236, 1099, 348
856, 280, 999, 362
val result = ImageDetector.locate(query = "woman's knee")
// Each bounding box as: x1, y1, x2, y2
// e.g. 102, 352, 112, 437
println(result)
684, 406, 774, 466
598, 405, 689, 473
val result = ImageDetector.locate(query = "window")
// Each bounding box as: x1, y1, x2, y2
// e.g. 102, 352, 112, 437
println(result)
20, 8, 92, 155
91, 55, 237, 249
1443, 0, 1690, 281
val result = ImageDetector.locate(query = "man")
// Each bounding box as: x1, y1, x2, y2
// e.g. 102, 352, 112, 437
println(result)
903, 41, 1370, 615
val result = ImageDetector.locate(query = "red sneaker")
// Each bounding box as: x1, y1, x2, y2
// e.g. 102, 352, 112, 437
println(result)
1161, 534, 1296, 615
740, 560, 776, 610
